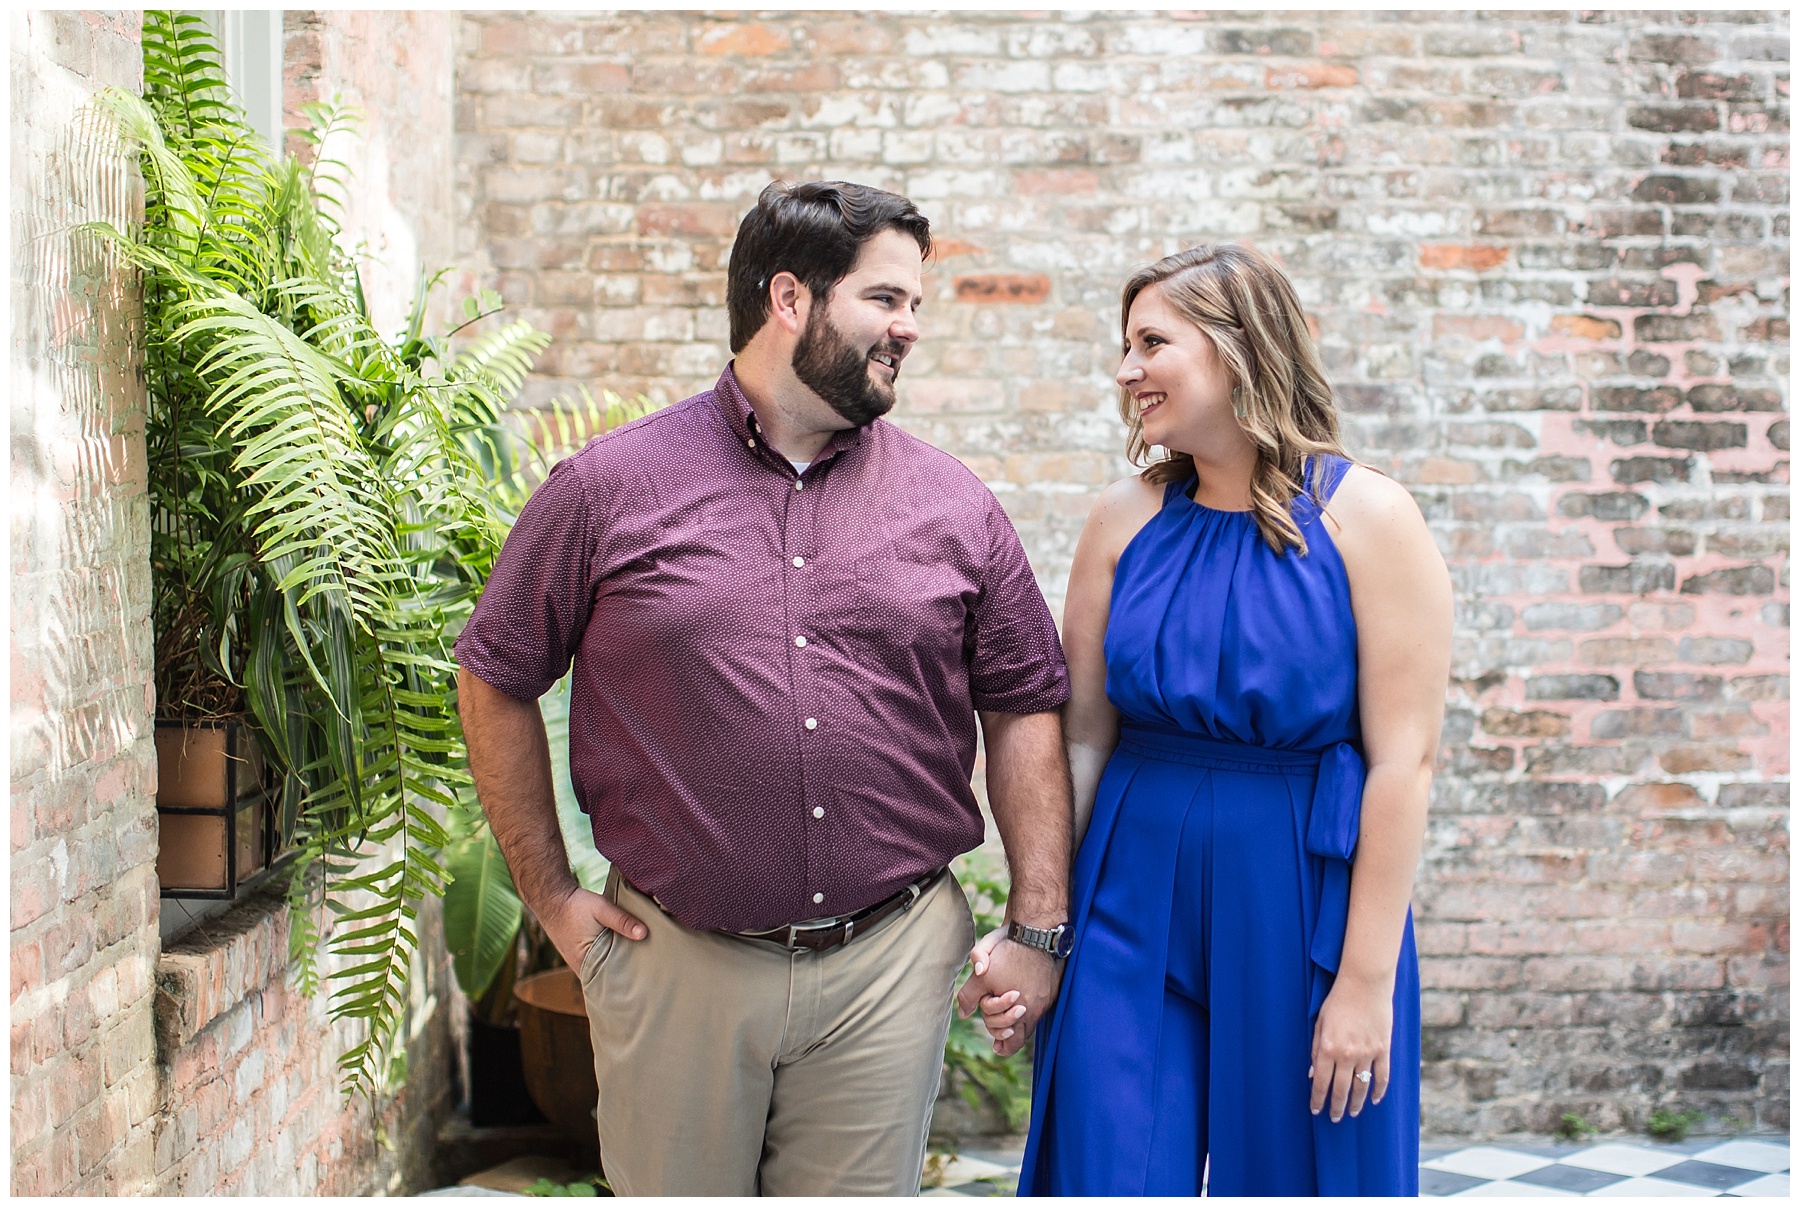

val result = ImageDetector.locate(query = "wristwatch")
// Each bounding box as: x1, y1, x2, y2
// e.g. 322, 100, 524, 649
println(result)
1007, 919, 1074, 959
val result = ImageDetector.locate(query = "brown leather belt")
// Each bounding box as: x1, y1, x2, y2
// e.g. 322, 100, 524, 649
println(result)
732, 867, 947, 952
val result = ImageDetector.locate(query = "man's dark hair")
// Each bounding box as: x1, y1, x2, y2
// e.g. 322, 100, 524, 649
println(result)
726, 181, 931, 353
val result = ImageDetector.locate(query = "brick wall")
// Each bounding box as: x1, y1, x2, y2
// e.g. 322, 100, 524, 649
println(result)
455, 10, 1788, 1138
285, 9, 465, 338
150, 875, 456, 1194
10, 10, 160, 1192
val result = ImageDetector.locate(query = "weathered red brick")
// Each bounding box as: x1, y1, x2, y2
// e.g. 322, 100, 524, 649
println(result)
1433, 314, 1525, 341
954, 274, 1052, 304
1550, 314, 1621, 339
636, 204, 740, 238
1591, 708, 1684, 738
1014, 169, 1099, 196
1579, 637, 1677, 666
697, 22, 789, 56
1660, 744, 1755, 773
1480, 709, 1571, 738
1266, 63, 1358, 89
1419, 956, 1523, 990
1681, 565, 1777, 595
1673, 920, 1772, 955
1421, 244, 1510, 271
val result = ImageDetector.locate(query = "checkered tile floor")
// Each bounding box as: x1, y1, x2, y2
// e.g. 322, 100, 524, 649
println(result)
1419, 1139, 1790, 1198
921, 1137, 1790, 1197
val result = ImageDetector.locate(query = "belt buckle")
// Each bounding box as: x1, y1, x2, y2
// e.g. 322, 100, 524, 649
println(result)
783, 917, 843, 951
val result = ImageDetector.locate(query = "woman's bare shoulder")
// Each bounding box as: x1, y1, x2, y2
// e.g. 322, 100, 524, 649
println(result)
1324, 463, 1440, 573
1083, 473, 1166, 558
1087, 471, 1159, 532
1097, 471, 1166, 514
1328, 463, 1424, 528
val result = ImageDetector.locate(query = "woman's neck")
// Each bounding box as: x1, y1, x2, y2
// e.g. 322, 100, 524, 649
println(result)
1181, 430, 1258, 512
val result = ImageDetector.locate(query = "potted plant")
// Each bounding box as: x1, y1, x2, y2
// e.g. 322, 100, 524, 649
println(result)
91, 10, 556, 1095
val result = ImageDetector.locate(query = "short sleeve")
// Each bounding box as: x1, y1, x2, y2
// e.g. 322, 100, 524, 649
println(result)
967, 498, 1071, 714
454, 457, 597, 701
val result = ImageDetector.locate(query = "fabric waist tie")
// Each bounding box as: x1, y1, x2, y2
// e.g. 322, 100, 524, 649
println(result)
1116, 723, 1366, 1013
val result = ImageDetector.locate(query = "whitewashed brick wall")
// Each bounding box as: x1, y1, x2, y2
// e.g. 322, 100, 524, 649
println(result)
10, 9, 159, 1193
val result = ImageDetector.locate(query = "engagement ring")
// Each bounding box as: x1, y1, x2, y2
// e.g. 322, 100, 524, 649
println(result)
1354, 1070, 1373, 1084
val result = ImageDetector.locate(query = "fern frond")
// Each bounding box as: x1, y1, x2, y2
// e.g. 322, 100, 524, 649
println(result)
99, 11, 558, 1103
451, 321, 554, 399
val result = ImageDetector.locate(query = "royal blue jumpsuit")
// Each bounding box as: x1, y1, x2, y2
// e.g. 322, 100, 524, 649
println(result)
1020, 457, 1420, 1196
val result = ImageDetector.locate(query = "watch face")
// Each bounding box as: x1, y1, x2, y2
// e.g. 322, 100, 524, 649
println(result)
1052, 926, 1074, 958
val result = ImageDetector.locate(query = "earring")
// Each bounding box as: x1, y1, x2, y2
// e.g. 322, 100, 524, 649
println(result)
1231, 386, 1247, 421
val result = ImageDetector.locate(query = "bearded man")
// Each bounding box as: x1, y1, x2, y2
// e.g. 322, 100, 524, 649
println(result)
455, 181, 1074, 1196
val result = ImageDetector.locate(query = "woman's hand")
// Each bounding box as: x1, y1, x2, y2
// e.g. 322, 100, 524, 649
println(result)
957, 927, 1055, 1058
1309, 974, 1393, 1122
979, 988, 1028, 1055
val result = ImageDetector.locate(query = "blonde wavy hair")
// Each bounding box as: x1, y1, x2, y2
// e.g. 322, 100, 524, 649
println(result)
1119, 243, 1349, 555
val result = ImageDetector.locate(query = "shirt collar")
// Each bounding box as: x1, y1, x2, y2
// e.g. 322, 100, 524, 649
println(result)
714, 363, 866, 471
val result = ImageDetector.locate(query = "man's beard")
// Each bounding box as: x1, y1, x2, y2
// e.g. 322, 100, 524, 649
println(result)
792, 305, 901, 428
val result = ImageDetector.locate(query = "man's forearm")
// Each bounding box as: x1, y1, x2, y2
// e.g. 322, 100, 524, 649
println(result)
980, 709, 1073, 926
458, 667, 580, 914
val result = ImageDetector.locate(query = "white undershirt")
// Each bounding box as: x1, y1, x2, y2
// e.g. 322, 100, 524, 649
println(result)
789, 459, 809, 474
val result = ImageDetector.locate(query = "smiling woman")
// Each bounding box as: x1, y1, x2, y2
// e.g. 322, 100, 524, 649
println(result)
1117, 287, 1241, 486
1116, 243, 1350, 552
1004, 243, 1454, 1197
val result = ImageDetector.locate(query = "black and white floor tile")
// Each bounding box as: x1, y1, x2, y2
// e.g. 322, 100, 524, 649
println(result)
922, 1137, 1790, 1198
1418, 1139, 1790, 1198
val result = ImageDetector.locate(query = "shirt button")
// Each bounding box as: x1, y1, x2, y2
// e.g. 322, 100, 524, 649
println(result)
794, 480, 804, 491
792, 556, 805, 568
812, 892, 824, 905
794, 635, 807, 648
804, 717, 817, 730
747, 438, 756, 449
812, 806, 825, 819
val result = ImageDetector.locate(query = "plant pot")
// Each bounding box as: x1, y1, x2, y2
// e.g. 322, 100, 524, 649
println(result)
467, 1011, 549, 1128
154, 718, 275, 898
514, 967, 600, 1152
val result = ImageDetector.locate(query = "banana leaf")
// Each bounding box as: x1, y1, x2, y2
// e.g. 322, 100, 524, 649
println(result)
443, 825, 523, 1002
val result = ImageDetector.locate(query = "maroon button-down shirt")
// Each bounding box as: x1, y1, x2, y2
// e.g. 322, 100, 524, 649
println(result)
456, 366, 1069, 932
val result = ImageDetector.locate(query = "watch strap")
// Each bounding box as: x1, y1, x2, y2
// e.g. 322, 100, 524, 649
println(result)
1007, 919, 1072, 959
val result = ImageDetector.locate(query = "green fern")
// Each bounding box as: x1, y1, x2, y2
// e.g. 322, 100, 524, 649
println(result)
88, 10, 576, 1099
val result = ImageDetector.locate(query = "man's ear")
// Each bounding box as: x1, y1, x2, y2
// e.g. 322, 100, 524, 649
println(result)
768, 271, 809, 336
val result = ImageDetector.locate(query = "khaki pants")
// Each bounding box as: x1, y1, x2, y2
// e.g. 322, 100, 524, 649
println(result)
576, 870, 975, 1196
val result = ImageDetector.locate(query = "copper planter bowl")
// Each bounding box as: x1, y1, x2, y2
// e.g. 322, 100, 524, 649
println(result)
513, 967, 601, 1152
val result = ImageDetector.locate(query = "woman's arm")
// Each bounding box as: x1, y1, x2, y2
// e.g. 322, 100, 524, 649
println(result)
972, 474, 1162, 1055
1061, 475, 1162, 845
1309, 465, 1453, 1122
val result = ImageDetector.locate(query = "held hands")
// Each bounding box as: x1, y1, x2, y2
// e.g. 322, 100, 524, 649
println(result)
539, 884, 647, 972
1309, 973, 1394, 1123
955, 927, 1063, 1058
